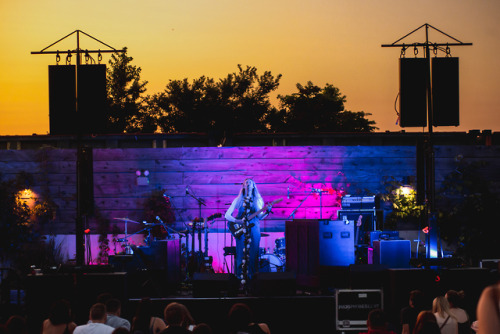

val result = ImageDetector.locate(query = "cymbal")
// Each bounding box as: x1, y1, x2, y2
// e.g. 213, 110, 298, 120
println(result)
260, 233, 270, 237
113, 217, 141, 224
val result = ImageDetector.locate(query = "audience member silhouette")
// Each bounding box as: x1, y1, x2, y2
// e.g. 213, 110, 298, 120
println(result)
42, 299, 77, 334
445, 290, 470, 334
105, 298, 131, 330
162, 302, 195, 333
226, 303, 270, 334
432, 296, 458, 334
401, 290, 426, 334
112, 328, 130, 334
131, 298, 166, 334
413, 311, 440, 334
192, 323, 212, 334
74, 303, 115, 334
5, 315, 28, 334
476, 280, 500, 334
359, 309, 397, 334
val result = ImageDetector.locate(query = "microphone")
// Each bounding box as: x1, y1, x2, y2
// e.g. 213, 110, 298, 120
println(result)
156, 216, 164, 223
185, 186, 189, 195
287, 185, 290, 199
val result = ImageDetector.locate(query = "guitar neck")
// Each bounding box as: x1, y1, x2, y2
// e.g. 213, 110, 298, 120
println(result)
245, 198, 282, 221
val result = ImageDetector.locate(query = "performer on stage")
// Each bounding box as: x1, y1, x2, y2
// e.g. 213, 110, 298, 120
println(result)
225, 178, 272, 283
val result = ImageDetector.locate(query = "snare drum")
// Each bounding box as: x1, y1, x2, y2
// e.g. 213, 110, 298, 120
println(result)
259, 254, 284, 272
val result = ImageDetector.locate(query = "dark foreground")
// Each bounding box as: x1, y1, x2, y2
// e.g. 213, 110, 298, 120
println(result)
8, 264, 499, 334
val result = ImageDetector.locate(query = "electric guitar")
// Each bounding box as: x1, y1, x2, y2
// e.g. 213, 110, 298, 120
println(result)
186, 212, 221, 276
228, 198, 282, 238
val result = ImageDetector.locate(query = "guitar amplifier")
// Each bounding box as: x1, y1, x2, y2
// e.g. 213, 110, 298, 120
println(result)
341, 196, 377, 210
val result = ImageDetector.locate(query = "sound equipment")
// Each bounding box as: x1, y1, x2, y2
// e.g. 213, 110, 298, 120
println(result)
432, 57, 459, 126
49, 65, 76, 135
337, 210, 377, 245
399, 58, 427, 127
285, 219, 320, 288
373, 240, 411, 268
251, 272, 297, 296
77, 64, 107, 134
369, 231, 400, 247
192, 272, 239, 298
286, 219, 356, 289
335, 289, 383, 332
341, 196, 376, 210
319, 220, 355, 267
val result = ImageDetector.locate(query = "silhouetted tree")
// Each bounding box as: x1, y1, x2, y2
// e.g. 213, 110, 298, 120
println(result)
268, 81, 377, 132
148, 65, 282, 143
105, 47, 148, 133
437, 160, 500, 265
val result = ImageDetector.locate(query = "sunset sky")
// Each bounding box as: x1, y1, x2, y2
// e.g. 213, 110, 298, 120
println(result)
1, 0, 499, 136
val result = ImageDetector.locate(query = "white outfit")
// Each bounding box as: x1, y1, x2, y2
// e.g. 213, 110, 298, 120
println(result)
74, 322, 115, 334
106, 314, 131, 330
449, 307, 468, 323
435, 312, 458, 334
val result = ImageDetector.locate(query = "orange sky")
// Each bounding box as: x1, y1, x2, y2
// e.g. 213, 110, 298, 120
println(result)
1, 0, 499, 136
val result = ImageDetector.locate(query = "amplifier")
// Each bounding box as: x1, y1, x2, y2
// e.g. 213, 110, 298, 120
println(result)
337, 210, 376, 245
373, 240, 411, 268
341, 196, 376, 210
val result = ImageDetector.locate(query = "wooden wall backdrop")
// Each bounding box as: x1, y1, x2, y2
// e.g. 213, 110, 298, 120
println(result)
2, 145, 500, 236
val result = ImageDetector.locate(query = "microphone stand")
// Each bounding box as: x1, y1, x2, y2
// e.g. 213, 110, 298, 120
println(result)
186, 187, 206, 277
186, 188, 206, 254
287, 188, 327, 220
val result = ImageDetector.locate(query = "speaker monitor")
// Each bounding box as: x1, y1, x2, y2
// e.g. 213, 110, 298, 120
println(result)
432, 57, 459, 126
399, 58, 427, 127
49, 65, 76, 135
192, 272, 239, 298
373, 240, 411, 268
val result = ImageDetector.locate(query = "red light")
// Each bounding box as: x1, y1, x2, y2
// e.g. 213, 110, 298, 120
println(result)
422, 226, 429, 234
84, 229, 90, 234
435, 275, 441, 282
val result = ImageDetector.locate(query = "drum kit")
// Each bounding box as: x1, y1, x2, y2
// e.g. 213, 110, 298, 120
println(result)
113, 216, 287, 274
259, 235, 286, 272
113, 216, 179, 254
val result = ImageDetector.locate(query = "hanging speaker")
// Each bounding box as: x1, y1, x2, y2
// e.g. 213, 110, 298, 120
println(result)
432, 57, 459, 126
49, 65, 76, 135
399, 58, 427, 127
77, 64, 107, 135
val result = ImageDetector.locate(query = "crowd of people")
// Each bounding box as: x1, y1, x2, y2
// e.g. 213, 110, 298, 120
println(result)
0, 294, 272, 334
1, 281, 500, 334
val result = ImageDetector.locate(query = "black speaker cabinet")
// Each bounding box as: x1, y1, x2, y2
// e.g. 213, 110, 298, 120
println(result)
285, 219, 320, 287
77, 64, 107, 134
432, 57, 459, 126
192, 272, 239, 298
49, 65, 76, 135
399, 58, 427, 127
